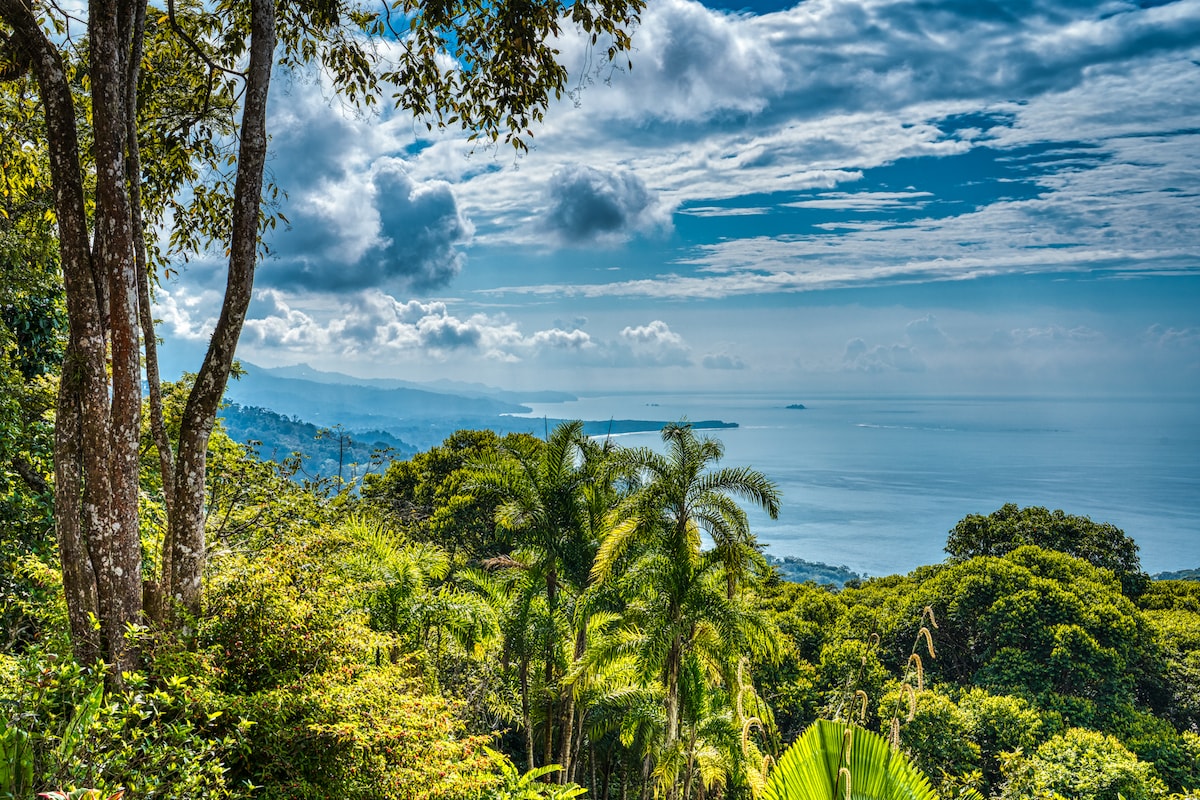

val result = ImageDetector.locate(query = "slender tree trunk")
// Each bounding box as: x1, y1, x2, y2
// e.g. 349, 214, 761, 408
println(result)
543, 566, 558, 773
53, 353, 99, 664
559, 622, 587, 781
682, 725, 696, 800
124, 0, 175, 624
571, 701, 587, 783
665, 633, 682, 746
521, 654, 535, 769
167, 0, 275, 619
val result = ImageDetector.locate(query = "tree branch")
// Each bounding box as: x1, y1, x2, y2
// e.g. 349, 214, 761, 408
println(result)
9, 454, 49, 496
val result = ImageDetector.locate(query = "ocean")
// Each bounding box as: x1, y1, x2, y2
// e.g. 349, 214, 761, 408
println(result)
511, 393, 1200, 578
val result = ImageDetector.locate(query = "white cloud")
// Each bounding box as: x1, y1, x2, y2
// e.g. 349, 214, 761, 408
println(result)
612, 320, 693, 366
702, 351, 746, 370
153, 287, 221, 341
150, 0, 1200, 396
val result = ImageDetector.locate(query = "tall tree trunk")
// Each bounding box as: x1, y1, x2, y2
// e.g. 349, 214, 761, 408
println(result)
53, 354, 99, 664
682, 725, 696, 800
167, 0, 275, 620
0, 0, 138, 672
665, 633, 682, 746
90, 0, 145, 675
0, 0, 277, 664
124, 0, 175, 624
543, 566, 558, 773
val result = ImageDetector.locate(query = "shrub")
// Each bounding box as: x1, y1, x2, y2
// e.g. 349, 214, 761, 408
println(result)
1000, 727, 1168, 800
226, 662, 496, 800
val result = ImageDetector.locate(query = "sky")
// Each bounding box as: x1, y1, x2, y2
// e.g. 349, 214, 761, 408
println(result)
156, 0, 1200, 397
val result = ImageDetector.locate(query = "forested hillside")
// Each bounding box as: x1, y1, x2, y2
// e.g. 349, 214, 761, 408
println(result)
219, 403, 415, 484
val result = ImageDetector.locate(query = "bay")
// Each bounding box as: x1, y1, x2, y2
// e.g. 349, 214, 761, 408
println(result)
511, 393, 1200, 577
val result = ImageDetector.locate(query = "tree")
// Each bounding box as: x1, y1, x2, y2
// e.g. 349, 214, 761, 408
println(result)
592, 422, 781, 795
363, 429, 526, 563
946, 504, 1149, 596
998, 727, 1168, 800
0, 0, 643, 671
464, 420, 618, 779
904, 547, 1151, 725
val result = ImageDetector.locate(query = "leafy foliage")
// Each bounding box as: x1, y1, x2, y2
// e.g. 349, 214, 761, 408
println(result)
946, 504, 1149, 596
999, 727, 1169, 800
219, 404, 413, 485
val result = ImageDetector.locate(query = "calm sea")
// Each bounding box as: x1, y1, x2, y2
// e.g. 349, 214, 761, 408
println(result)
512, 393, 1200, 578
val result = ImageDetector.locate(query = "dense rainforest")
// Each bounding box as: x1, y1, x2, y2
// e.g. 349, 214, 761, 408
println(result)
2, 357, 1199, 799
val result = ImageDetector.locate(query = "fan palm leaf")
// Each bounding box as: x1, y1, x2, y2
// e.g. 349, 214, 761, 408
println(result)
763, 721, 937, 800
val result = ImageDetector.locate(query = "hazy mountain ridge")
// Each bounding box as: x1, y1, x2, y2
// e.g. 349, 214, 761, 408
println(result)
227, 364, 533, 421
250, 361, 577, 404
225, 363, 739, 450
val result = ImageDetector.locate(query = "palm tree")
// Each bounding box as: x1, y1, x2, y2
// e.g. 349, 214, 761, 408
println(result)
592, 422, 781, 796
762, 720, 937, 800
466, 421, 622, 775
340, 514, 499, 679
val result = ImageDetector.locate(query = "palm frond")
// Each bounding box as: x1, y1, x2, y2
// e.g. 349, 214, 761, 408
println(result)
762, 720, 937, 800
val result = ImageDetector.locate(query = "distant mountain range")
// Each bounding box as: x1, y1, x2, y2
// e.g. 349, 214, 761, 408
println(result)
221, 361, 739, 455
258, 362, 578, 405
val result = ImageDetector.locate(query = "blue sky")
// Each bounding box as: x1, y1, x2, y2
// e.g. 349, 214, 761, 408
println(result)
156, 0, 1200, 396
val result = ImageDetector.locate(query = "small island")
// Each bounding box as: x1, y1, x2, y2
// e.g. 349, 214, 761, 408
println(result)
786, 403, 806, 410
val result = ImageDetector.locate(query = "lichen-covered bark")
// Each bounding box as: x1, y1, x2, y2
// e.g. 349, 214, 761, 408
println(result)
89, 0, 144, 674
169, 0, 276, 617
1, 0, 148, 674
53, 351, 100, 665
0, 0, 121, 669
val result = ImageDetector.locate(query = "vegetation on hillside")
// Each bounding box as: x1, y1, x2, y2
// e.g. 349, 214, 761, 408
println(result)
2, 369, 1199, 798
219, 403, 415, 486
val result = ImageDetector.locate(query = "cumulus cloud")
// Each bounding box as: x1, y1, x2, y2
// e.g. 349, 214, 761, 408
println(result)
842, 338, 925, 373
905, 315, 950, 349
702, 351, 746, 370
542, 164, 668, 244
529, 328, 594, 349
235, 289, 619, 366
263, 158, 472, 293
154, 287, 221, 341
613, 320, 693, 366
619, 0, 784, 120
